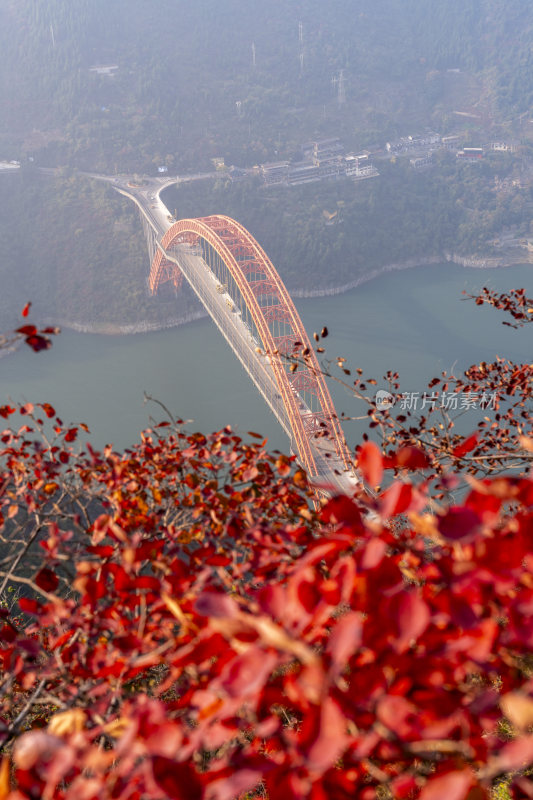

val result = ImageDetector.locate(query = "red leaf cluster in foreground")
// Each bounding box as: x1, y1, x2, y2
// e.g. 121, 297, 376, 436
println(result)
10, 305, 60, 353
0, 406, 532, 800
464, 288, 533, 328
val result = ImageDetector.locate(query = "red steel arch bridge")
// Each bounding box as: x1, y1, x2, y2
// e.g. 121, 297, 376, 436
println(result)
113, 178, 356, 495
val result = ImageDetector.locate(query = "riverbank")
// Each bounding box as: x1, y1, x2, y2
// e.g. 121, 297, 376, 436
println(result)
290, 250, 529, 298
47, 250, 530, 334
0, 338, 22, 360
42, 309, 209, 336
3, 262, 530, 454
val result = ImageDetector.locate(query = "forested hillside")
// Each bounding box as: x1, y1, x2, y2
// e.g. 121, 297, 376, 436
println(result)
0, 170, 196, 330
1, 0, 532, 331
0, 147, 528, 331
1, 0, 532, 172
164, 153, 530, 293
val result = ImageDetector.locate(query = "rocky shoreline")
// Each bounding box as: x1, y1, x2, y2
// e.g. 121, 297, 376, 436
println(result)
43, 309, 209, 336
50, 250, 530, 335
291, 250, 530, 298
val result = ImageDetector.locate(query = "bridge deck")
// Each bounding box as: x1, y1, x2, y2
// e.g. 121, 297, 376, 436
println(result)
112, 179, 357, 496
165, 243, 357, 496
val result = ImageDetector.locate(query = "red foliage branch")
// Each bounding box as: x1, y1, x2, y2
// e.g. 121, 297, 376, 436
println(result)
0, 304, 60, 356
463, 287, 533, 328
0, 408, 531, 799
0, 294, 531, 798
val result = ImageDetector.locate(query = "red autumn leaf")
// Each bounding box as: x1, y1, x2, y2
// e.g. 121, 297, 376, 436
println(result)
184, 473, 199, 488
257, 584, 286, 619
393, 445, 430, 469
303, 698, 350, 773
64, 427, 78, 442
220, 648, 278, 699
204, 769, 263, 800
394, 591, 430, 653
377, 695, 418, 739
438, 507, 482, 542
326, 611, 362, 674
0, 624, 17, 643
275, 457, 291, 477
0, 405, 16, 418
39, 403, 56, 419
360, 537, 387, 569
242, 466, 259, 482
390, 775, 418, 799
152, 756, 204, 799
452, 433, 478, 458
195, 592, 239, 618
320, 494, 363, 528
18, 598, 40, 615
134, 576, 161, 591
15, 325, 37, 336
318, 578, 341, 605
493, 736, 533, 774
357, 441, 383, 486
13, 730, 63, 771
500, 692, 533, 731
106, 563, 131, 591
34, 568, 59, 593
378, 481, 419, 517
24, 334, 51, 352
464, 487, 502, 522
513, 778, 533, 798
419, 771, 473, 800
296, 575, 321, 613
208, 554, 231, 566
21, 302, 31, 317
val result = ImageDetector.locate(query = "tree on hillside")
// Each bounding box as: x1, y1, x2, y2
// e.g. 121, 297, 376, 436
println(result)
0, 293, 531, 800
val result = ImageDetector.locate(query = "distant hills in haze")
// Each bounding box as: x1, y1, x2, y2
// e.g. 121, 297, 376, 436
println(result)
0, 1, 531, 332
0, 0, 532, 172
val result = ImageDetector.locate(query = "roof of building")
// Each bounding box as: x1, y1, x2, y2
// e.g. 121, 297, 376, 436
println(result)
261, 161, 289, 170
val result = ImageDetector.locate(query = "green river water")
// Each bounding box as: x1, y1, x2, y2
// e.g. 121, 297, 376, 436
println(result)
1, 262, 531, 454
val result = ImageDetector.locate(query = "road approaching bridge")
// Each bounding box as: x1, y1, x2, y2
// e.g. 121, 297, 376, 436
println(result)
108, 176, 356, 495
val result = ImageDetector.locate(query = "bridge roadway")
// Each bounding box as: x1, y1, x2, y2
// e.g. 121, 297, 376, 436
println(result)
106, 176, 357, 496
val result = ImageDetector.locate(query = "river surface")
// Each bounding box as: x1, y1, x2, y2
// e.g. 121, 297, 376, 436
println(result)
1, 262, 531, 454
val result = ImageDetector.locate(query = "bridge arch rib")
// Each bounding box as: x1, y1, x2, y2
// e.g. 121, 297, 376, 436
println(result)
149, 215, 352, 480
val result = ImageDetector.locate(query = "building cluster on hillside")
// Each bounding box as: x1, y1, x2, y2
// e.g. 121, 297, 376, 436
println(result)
456, 143, 515, 159
409, 154, 433, 169
188, 122, 520, 190
489, 141, 515, 152
260, 138, 379, 187
261, 138, 379, 186
456, 147, 484, 159
385, 132, 441, 154
259, 130, 518, 185
383, 131, 517, 168
441, 135, 461, 149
